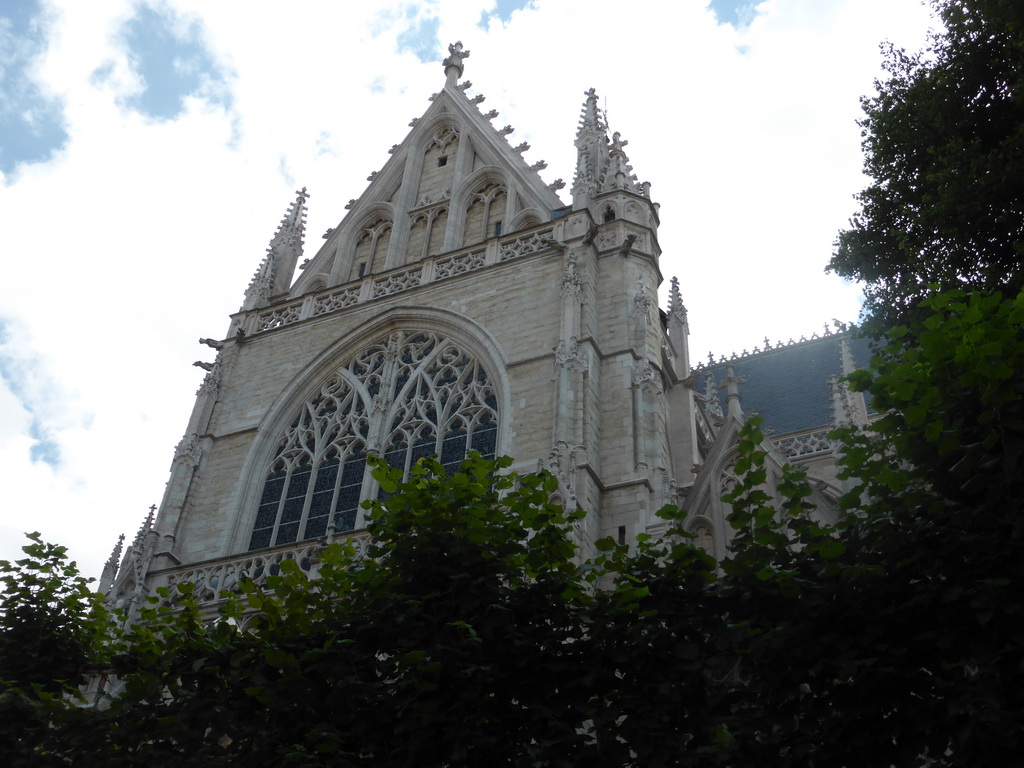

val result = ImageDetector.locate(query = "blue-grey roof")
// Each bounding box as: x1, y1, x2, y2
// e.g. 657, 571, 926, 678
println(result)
699, 333, 875, 435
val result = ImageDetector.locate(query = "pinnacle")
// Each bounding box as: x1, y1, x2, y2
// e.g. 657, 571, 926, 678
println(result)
575, 87, 606, 142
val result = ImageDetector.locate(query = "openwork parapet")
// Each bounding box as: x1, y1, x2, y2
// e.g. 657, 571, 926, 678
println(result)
147, 532, 373, 608
247, 228, 555, 337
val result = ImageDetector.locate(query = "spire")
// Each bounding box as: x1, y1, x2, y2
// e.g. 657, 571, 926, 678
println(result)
572, 88, 608, 209
98, 533, 125, 594
575, 87, 605, 142
668, 276, 687, 323
242, 187, 309, 311
442, 41, 470, 88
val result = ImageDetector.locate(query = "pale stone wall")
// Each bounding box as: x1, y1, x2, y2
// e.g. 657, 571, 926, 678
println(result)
176, 249, 567, 564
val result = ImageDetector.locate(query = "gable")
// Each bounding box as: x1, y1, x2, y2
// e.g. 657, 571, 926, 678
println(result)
291, 86, 565, 297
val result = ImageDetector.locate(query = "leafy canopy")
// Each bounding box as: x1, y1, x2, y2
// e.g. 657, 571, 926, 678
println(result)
830, 0, 1024, 330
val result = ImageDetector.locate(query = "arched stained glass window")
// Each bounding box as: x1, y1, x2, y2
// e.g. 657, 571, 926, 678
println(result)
248, 330, 499, 550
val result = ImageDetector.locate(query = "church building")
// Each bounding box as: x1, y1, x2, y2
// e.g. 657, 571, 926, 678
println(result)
102, 44, 872, 608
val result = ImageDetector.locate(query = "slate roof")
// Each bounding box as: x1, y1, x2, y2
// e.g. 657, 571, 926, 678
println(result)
698, 332, 875, 436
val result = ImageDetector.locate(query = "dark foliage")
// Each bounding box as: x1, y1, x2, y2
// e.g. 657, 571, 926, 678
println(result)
830, 0, 1024, 331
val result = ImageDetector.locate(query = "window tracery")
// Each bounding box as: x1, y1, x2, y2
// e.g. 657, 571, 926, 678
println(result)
248, 331, 498, 550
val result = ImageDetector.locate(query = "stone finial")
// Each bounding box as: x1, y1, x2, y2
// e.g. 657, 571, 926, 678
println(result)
242, 187, 309, 311
603, 130, 640, 194
572, 88, 609, 208
668, 276, 687, 323
701, 371, 724, 420
443, 41, 470, 87
576, 87, 605, 140
829, 374, 853, 428
722, 365, 747, 420
98, 534, 125, 593
839, 336, 857, 376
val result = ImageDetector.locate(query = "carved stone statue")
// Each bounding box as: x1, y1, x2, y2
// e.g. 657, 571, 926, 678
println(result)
444, 41, 470, 70
443, 41, 470, 86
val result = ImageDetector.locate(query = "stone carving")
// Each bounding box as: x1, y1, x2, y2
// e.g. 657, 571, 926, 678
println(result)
548, 178, 566, 192
435, 250, 486, 280
372, 267, 421, 298
773, 429, 833, 459
530, 160, 548, 172
470, 94, 485, 104
513, 142, 530, 154
174, 432, 202, 465
428, 126, 459, 151
443, 41, 471, 75
696, 371, 724, 420
499, 229, 555, 261
255, 303, 302, 332
154, 538, 372, 607
537, 442, 578, 504
482, 109, 498, 120
197, 354, 222, 395
630, 275, 652, 320
498, 125, 514, 136
668, 276, 687, 322
632, 358, 664, 395
247, 331, 498, 552
619, 233, 637, 258
313, 287, 360, 316
560, 252, 582, 298
553, 336, 589, 378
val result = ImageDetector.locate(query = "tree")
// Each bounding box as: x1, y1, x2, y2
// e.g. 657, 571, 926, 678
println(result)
43, 455, 726, 767
716, 288, 1024, 767
830, 0, 1024, 330
0, 534, 110, 767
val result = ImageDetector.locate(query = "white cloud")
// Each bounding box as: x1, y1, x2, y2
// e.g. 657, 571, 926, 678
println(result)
0, 0, 935, 577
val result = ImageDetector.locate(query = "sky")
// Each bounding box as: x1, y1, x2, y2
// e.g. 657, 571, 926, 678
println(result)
0, 0, 937, 580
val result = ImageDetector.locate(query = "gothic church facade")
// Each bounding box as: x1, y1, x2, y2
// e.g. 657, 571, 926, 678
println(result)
103, 46, 871, 607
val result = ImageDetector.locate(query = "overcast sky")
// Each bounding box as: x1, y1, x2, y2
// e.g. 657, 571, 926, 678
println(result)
0, 0, 936, 579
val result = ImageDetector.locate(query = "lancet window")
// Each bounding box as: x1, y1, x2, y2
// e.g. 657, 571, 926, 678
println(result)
248, 331, 499, 550
464, 182, 506, 245
351, 217, 392, 279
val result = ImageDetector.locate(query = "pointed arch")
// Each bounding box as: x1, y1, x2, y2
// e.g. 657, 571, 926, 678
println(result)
326, 202, 397, 285
231, 308, 511, 553
448, 166, 509, 250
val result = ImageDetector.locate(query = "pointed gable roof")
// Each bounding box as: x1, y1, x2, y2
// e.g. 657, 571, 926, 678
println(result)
290, 47, 565, 296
